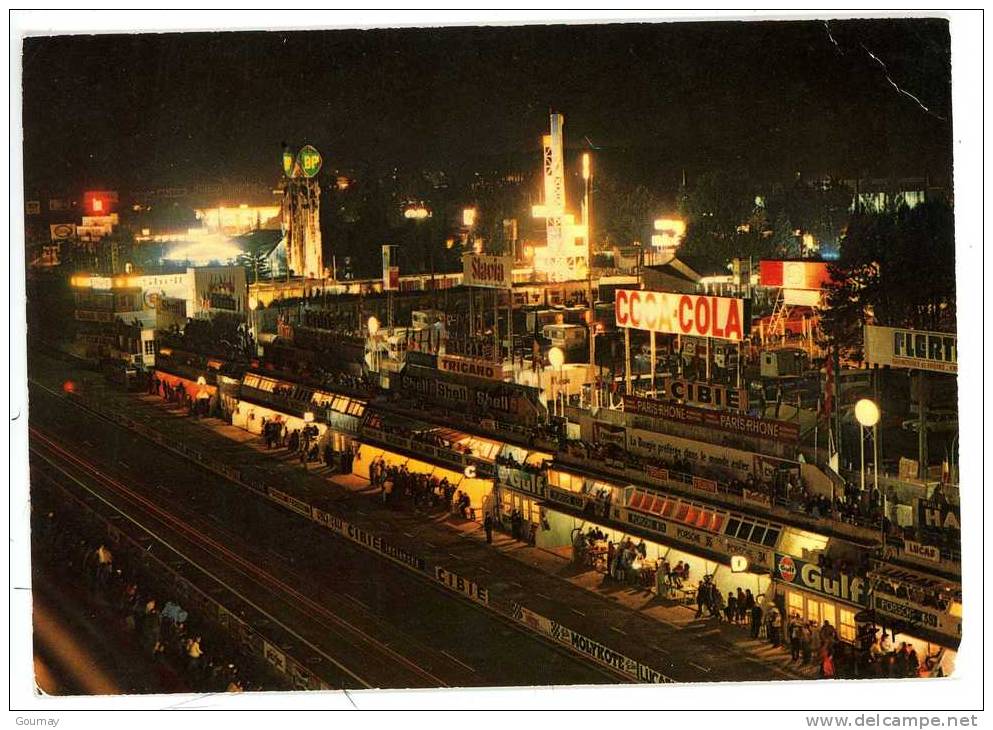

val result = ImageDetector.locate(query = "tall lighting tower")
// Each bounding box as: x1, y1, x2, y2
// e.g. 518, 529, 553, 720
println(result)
281, 144, 324, 280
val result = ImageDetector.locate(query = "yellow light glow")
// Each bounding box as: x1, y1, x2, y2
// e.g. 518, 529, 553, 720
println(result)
248, 296, 259, 311
582, 153, 590, 181
803, 233, 816, 250
403, 206, 430, 220
462, 207, 477, 227
548, 346, 565, 369
197, 376, 207, 386
531, 204, 548, 218
653, 218, 686, 235
303, 411, 315, 423
367, 316, 380, 336
854, 398, 880, 427
164, 233, 241, 265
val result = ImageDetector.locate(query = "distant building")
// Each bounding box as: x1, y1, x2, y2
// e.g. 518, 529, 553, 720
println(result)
841, 177, 947, 213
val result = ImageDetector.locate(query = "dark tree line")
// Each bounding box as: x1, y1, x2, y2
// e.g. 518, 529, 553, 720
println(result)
821, 200, 955, 359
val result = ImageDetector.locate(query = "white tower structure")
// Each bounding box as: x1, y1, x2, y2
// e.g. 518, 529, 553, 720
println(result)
282, 144, 325, 279
532, 113, 589, 282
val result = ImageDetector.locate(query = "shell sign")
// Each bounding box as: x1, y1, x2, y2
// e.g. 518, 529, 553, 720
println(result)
614, 289, 750, 342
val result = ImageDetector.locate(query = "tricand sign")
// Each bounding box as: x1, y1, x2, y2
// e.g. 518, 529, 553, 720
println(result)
864, 325, 957, 374
439, 354, 504, 381
615, 289, 749, 341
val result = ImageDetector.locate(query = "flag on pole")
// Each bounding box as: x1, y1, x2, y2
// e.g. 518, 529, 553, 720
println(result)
821, 354, 834, 421
827, 425, 839, 474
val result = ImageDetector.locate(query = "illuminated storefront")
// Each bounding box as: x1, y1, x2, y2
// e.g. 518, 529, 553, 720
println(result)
773, 553, 866, 643
540, 466, 776, 599
235, 372, 366, 451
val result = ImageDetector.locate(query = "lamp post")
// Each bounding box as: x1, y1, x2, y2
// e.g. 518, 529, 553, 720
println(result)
549, 346, 565, 417
854, 398, 880, 494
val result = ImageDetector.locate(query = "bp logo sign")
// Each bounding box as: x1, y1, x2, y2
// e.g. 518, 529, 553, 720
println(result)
282, 144, 323, 179
297, 145, 322, 178
777, 554, 797, 583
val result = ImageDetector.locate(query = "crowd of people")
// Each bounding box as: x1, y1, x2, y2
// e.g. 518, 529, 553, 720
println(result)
148, 376, 212, 418
367, 456, 472, 517
32, 497, 285, 694
259, 418, 329, 466
561, 435, 898, 533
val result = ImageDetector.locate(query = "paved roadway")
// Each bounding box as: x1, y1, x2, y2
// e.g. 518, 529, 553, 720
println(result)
27, 348, 810, 686
28, 379, 620, 690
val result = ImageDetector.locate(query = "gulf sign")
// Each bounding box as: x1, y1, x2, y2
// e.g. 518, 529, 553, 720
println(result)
614, 290, 750, 341
759, 260, 832, 290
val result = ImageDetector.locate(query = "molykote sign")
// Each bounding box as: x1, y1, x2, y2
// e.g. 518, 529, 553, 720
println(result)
463, 254, 513, 289
623, 394, 800, 443
614, 289, 750, 341
774, 553, 869, 607
864, 325, 957, 374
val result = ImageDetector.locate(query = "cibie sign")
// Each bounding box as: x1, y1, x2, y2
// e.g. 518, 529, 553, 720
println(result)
463, 254, 513, 289
614, 290, 750, 342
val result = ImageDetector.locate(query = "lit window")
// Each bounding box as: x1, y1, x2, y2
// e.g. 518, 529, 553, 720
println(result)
788, 591, 804, 617
839, 609, 856, 642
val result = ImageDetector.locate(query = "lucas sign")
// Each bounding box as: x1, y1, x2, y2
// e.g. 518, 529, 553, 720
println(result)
463, 254, 513, 288
864, 325, 957, 374
615, 290, 750, 341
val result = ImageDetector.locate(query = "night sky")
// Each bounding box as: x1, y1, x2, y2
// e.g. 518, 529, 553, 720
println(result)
21, 18, 953, 193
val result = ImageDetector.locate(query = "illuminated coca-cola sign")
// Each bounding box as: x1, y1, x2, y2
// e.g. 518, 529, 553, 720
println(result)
614, 289, 750, 342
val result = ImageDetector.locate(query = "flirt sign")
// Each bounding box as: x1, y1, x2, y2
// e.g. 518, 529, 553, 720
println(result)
614, 289, 749, 341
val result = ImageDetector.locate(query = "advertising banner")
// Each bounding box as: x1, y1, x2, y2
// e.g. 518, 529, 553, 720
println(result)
614, 289, 750, 341
593, 422, 627, 449
382, 245, 400, 291
433, 566, 489, 605
904, 539, 941, 563
662, 378, 747, 412
759, 260, 832, 290
496, 464, 546, 495
915, 499, 960, 531
510, 604, 672, 683
774, 553, 868, 607
623, 394, 800, 443
462, 253, 513, 289
439, 354, 503, 381
50, 223, 76, 241
873, 595, 960, 639
83, 190, 119, 215
864, 325, 957, 374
